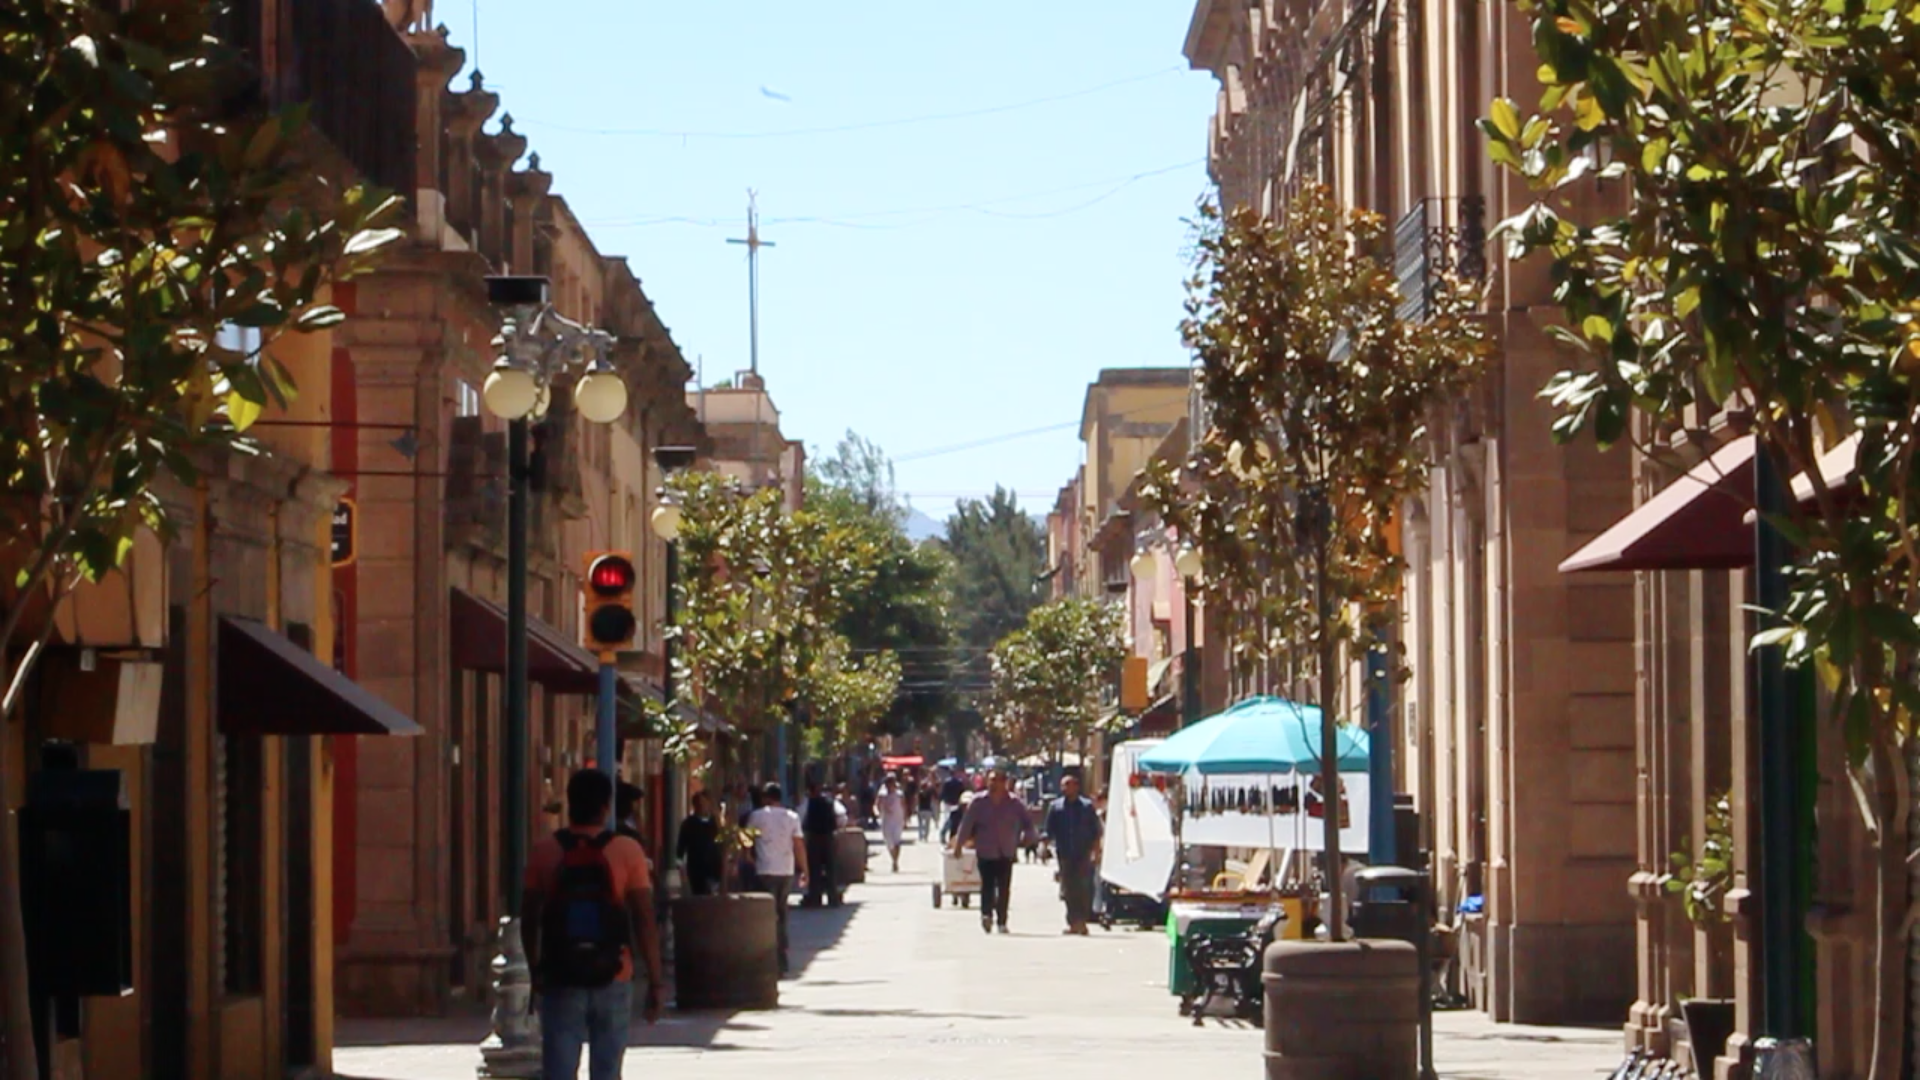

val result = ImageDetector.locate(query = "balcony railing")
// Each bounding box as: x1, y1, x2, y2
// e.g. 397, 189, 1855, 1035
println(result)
219, 0, 418, 194
1393, 196, 1487, 324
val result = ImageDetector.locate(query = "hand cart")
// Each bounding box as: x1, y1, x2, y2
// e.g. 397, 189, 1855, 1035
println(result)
932, 848, 981, 909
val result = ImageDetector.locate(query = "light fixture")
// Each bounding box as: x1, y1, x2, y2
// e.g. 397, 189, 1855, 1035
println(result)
482, 360, 538, 420
528, 381, 551, 421
1129, 551, 1156, 582
1175, 547, 1204, 581
651, 503, 682, 541
574, 363, 629, 424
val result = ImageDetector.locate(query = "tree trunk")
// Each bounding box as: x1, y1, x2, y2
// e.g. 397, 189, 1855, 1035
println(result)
1868, 731, 1909, 1080
1316, 543, 1344, 941
0, 651, 38, 1080
0, 799, 35, 1080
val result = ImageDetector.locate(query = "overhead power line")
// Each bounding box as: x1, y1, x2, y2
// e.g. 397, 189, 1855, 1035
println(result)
579, 159, 1205, 233
893, 395, 1195, 464
517, 66, 1185, 140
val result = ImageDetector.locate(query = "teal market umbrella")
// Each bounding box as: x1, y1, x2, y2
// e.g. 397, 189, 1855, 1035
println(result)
1136, 696, 1369, 775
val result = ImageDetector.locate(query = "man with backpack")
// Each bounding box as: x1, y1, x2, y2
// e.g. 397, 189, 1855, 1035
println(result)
523, 770, 664, 1080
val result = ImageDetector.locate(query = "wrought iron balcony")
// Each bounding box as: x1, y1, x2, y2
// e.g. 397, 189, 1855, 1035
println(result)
1393, 196, 1487, 324
218, 0, 418, 194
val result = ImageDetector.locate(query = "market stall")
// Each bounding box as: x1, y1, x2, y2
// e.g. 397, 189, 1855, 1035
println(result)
1129, 696, 1373, 1020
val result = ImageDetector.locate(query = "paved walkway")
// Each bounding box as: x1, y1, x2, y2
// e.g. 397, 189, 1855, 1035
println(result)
334, 837, 1619, 1079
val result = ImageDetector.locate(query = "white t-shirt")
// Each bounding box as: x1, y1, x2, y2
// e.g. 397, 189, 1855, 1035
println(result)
748, 806, 803, 876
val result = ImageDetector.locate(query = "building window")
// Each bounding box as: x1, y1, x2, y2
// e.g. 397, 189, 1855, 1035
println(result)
456, 379, 481, 418
216, 732, 264, 996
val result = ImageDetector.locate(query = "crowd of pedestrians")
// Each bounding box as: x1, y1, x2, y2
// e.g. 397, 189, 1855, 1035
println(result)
523, 760, 1105, 1080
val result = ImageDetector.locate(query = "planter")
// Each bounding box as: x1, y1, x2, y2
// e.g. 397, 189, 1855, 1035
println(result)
670, 893, 779, 1011
1679, 999, 1735, 1076
1262, 939, 1418, 1080
834, 827, 868, 886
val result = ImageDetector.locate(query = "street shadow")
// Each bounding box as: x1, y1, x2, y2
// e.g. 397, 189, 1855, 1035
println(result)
335, 1008, 492, 1048
784, 896, 862, 976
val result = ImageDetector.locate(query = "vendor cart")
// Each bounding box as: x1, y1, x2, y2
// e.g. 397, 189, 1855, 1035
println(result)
931, 848, 981, 909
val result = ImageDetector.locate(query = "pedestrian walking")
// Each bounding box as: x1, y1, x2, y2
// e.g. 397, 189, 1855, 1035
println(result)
614, 781, 646, 848
735, 783, 765, 892
951, 769, 1036, 935
1045, 773, 1103, 935
876, 773, 908, 872
800, 781, 844, 908
522, 770, 663, 1080
745, 783, 808, 976
914, 770, 936, 841
938, 768, 967, 843
675, 791, 722, 896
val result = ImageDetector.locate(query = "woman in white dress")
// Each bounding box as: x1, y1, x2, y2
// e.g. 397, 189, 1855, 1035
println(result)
876, 772, 909, 872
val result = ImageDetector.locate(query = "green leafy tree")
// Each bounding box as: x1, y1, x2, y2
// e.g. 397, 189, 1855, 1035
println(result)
1140, 187, 1489, 933
942, 487, 1046, 746
983, 598, 1125, 764
808, 432, 954, 737
1486, 0, 1920, 1065
664, 471, 891, 883
0, 2, 402, 1074
800, 635, 904, 761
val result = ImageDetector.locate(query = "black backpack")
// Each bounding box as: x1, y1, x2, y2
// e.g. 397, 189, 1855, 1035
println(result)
540, 830, 630, 988
803, 795, 838, 836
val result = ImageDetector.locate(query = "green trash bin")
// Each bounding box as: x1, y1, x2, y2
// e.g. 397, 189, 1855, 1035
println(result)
1169, 912, 1260, 998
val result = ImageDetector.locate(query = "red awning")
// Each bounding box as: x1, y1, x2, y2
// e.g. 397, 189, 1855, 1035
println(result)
881, 755, 924, 768
219, 617, 421, 736
1560, 436, 1756, 574
448, 587, 600, 694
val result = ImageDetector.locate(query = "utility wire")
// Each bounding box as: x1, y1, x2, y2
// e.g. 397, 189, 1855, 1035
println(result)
580, 159, 1204, 232
894, 396, 1194, 464
517, 66, 1185, 140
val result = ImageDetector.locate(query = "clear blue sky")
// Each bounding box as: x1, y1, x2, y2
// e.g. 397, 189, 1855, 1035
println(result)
431, 1, 1216, 518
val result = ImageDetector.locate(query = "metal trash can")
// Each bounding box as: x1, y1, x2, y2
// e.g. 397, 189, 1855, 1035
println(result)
1350, 866, 1424, 944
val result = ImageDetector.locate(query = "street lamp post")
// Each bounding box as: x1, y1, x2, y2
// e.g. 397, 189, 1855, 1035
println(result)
649, 446, 696, 886
1175, 547, 1204, 727
479, 276, 627, 1080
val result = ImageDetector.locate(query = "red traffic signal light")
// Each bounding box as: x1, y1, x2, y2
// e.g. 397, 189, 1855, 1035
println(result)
589, 555, 636, 594
582, 552, 637, 651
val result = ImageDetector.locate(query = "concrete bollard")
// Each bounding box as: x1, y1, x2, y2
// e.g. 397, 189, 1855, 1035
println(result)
1262, 939, 1419, 1080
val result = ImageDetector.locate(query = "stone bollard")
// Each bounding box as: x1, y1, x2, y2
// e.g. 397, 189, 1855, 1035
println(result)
1262, 939, 1419, 1080
834, 827, 868, 886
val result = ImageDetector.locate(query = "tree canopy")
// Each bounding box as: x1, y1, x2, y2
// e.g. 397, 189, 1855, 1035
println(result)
1488, 0, 1920, 1066
1142, 189, 1489, 681
941, 486, 1047, 742
807, 431, 954, 736
982, 598, 1125, 762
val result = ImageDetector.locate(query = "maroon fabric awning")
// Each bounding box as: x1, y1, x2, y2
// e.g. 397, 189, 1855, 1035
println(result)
219, 617, 421, 736
1561, 436, 1756, 574
448, 587, 600, 694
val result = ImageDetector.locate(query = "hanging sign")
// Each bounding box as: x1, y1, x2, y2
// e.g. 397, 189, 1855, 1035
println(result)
331, 498, 358, 568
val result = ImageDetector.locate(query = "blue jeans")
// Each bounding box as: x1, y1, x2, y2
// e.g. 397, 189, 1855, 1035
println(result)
540, 981, 631, 1080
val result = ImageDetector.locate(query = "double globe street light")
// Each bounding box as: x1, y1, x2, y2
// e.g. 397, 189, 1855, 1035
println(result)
478, 275, 630, 1080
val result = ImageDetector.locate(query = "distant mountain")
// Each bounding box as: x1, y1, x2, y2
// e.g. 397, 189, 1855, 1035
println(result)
903, 506, 945, 544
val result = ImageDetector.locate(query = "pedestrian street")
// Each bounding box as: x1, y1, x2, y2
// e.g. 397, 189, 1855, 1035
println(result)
335, 835, 1619, 1080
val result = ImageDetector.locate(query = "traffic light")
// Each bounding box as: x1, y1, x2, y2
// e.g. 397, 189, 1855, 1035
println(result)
582, 551, 637, 652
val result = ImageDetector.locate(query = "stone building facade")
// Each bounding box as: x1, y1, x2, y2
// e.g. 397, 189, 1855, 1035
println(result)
329, 27, 702, 1016
1, 5, 425, 1078
1182, 0, 1638, 1026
